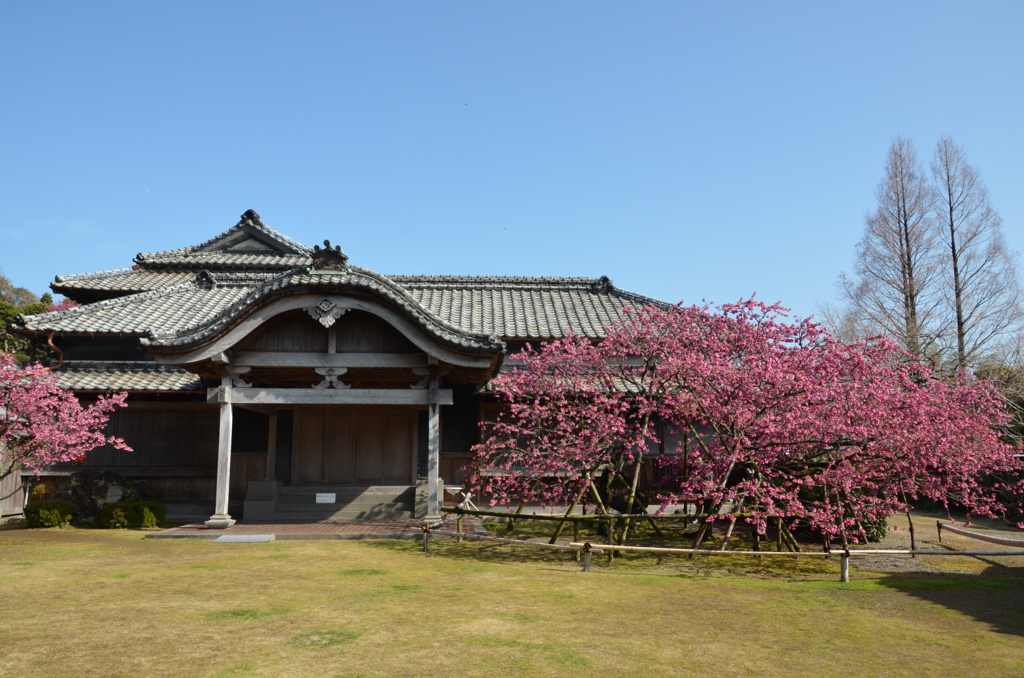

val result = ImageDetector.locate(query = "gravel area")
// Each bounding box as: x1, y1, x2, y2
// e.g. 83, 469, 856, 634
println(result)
849, 511, 1024, 575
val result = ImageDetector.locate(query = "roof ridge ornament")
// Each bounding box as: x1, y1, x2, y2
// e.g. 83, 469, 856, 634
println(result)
591, 275, 613, 294
240, 209, 264, 227
195, 270, 217, 289
309, 239, 350, 274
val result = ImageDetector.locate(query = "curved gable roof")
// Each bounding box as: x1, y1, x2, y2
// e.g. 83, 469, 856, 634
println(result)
139, 267, 506, 357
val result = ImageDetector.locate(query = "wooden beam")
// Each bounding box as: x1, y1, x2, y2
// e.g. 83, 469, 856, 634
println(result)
232, 351, 429, 369
208, 387, 454, 406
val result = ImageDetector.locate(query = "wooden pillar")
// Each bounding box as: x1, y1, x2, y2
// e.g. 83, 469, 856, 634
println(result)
265, 411, 278, 480
206, 375, 236, 528
427, 369, 441, 518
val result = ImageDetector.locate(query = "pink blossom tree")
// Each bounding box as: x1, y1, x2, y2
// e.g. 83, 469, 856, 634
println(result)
0, 350, 129, 500
470, 300, 1022, 545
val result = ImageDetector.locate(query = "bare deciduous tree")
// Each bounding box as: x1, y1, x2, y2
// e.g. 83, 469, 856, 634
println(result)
840, 135, 942, 360
829, 135, 1022, 371
931, 136, 1022, 370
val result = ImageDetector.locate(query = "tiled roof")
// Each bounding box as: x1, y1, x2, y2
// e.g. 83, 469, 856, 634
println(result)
17, 281, 252, 335
22, 270, 660, 344
53, 269, 195, 295
187, 210, 312, 255
52, 361, 207, 391
134, 210, 312, 270
24, 213, 668, 355
50, 211, 313, 298
391, 275, 662, 339
134, 251, 311, 269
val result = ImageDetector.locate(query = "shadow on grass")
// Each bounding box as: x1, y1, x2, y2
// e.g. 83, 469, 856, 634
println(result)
876, 564, 1024, 637
365, 524, 839, 580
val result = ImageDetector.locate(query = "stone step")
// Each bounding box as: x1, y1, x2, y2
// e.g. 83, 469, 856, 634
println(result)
278, 493, 413, 503
276, 499, 414, 512
280, 486, 414, 502
261, 507, 414, 521
280, 485, 411, 497
243, 482, 420, 521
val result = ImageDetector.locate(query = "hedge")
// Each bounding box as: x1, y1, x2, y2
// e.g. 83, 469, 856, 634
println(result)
24, 500, 76, 528
100, 501, 166, 529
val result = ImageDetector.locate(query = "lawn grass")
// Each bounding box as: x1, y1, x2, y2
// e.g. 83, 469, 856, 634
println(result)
2, 524, 1024, 677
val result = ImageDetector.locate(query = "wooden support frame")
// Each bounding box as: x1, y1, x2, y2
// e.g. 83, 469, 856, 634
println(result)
207, 387, 453, 406
232, 351, 430, 369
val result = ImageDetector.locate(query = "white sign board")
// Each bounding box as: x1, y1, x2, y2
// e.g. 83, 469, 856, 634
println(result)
315, 493, 336, 504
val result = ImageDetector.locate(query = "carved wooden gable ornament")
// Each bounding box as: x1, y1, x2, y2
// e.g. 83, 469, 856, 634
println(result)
310, 239, 349, 274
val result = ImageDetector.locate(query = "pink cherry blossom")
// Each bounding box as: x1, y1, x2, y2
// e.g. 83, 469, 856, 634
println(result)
470, 300, 1023, 541
0, 350, 129, 497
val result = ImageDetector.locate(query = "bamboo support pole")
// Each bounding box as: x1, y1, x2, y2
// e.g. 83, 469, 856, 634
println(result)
569, 543, 1024, 557
423, 529, 589, 551
443, 505, 749, 523
549, 483, 589, 545
937, 521, 1024, 547
505, 503, 526, 533
781, 523, 801, 552
607, 515, 614, 562
574, 521, 580, 561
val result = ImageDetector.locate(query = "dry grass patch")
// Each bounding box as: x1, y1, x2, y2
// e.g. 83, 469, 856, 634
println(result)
2, 523, 1024, 677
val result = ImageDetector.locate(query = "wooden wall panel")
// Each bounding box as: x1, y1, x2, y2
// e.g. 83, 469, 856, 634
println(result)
335, 312, 418, 353
383, 411, 415, 483
440, 453, 474, 487
239, 310, 328, 353
0, 472, 25, 517
85, 408, 218, 469
230, 454, 267, 498
291, 406, 417, 485
325, 412, 355, 483
354, 411, 384, 483
293, 410, 326, 483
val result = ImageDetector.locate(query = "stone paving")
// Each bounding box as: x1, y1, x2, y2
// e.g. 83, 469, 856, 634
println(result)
146, 518, 425, 540
146, 515, 484, 541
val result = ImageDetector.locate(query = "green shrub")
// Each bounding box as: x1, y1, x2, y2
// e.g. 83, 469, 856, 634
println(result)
24, 500, 75, 528
103, 506, 130, 529
862, 518, 889, 543
100, 501, 166, 529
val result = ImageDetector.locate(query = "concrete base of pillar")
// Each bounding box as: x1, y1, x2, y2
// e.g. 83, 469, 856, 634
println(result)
205, 514, 236, 529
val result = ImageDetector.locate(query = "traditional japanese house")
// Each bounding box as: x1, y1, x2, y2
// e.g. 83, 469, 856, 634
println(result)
12, 210, 661, 526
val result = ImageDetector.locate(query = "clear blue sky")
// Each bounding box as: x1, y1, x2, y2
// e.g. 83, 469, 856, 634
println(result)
2, 2, 1022, 322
